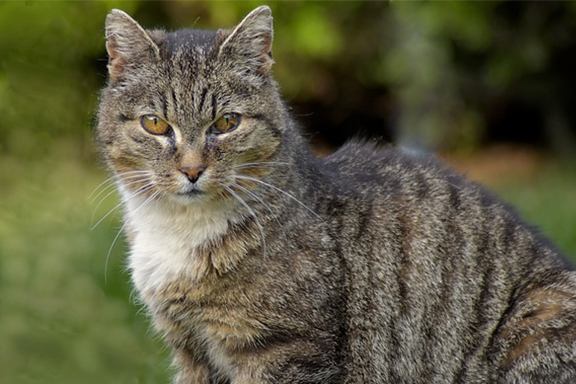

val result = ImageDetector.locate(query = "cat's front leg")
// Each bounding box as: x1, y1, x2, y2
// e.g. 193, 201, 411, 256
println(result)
231, 340, 343, 384
173, 348, 227, 384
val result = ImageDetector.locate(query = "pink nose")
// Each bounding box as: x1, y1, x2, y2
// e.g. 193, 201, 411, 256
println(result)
179, 164, 206, 183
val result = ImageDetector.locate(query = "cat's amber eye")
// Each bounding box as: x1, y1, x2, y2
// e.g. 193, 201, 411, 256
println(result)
209, 113, 241, 135
140, 115, 171, 135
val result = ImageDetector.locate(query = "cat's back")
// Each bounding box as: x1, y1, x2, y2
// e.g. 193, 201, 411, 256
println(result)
318, 142, 575, 382
321, 141, 571, 292
324, 141, 489, 203
321, 141, 566, 273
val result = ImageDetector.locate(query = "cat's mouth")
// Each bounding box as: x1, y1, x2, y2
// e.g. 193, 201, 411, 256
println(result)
171, 188, 208, 204
177, 189, 205, 197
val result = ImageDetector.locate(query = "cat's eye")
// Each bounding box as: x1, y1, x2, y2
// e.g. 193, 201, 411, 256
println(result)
209, 113, 241, 135
140, 115, 171, 135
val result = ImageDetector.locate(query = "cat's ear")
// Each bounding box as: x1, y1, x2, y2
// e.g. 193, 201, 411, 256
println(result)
105, 9, 161, 81
218, 6, 274, 75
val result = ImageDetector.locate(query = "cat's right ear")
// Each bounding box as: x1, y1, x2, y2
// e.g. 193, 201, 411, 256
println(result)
105, 9, 161, 82
218, 6, 274, 76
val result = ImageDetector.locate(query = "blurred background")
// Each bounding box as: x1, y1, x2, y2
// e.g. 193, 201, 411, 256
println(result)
1, 1, 576, 383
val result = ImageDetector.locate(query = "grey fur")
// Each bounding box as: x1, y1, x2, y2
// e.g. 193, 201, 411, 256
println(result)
97, 6, 576, 384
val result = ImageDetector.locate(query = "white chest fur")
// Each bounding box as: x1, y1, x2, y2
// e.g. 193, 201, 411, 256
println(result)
121, 190, 233, 296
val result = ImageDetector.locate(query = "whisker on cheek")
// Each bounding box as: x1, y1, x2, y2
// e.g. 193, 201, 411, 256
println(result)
231, 181, 286, 237
91, 182, 155, 231
91, 177, 152, 225
89, 170, 151, 200
231, 161, 290, 169
88, 176, 117, 202
90, 173, 153, 205
224, 185, 267, 259
233, 174, 323, 222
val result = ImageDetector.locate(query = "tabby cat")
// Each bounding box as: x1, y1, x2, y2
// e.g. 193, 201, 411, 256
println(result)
96, 6, 576, 384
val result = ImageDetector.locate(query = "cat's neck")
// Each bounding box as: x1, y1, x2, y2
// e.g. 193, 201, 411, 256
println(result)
121, 186, 243, 294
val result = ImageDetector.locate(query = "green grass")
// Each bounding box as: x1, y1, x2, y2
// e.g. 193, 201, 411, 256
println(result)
494, 163, 576, 262
0, 144, 172, 384
1, 144, 575, 384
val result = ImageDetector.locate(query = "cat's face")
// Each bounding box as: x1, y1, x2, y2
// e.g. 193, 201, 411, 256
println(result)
97, 6, 283, 205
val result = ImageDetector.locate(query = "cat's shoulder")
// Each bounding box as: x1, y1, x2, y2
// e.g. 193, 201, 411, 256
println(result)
321, 140, 467, 190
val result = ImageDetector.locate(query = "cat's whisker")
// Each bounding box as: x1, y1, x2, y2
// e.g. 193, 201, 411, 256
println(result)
91, 183, 154, 231
231, 183, 272, 213
116, 170, 154, 177
88, 176, 117, 201
224, 185, 267, 259
91, 201, 124, 232
91, 177, 153, 225
104, 189, 161, 284
90, 177, 153, 226
89, 171, 153, 204
89, 182, 118, 205
231, 182, 286, 236
233, 175, 324, 222
232, 161, 291, 169
89, 174, 152, 205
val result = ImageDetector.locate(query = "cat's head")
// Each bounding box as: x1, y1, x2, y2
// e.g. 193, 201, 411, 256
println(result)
97, 6, 286, 205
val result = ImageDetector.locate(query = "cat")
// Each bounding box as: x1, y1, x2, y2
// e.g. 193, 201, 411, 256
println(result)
96, 6, 576, 384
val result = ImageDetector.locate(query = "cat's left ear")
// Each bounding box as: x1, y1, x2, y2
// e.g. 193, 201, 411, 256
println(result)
105, 9, 161, 81
218, 6, 274, 75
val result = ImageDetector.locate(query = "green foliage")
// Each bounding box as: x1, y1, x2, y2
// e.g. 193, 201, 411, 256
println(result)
495, 164, 576, 258
0, 155, 171, 383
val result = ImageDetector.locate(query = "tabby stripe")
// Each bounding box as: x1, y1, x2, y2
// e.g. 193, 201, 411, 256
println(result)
447, 178, 462, 211
230, 330, 294, 356
211, 94, 217, 120
198, 88, 208, 113
471, 213, 491, 325
502, 218, 516, 255
389, 218, 408, 381
162, 98, 168, 120
438, 219, 462, 306
129, 134, 148, 144
453, 227, 492, 383
354, 204, 372, 242
118, 114, 130, 122
415, 172, 430, 200
397, 174, 420, 317
171, 89, 179, 114
423, 193, 455, 377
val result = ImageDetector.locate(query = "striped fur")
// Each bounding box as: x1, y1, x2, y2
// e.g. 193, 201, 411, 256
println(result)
97, 6, 576, 384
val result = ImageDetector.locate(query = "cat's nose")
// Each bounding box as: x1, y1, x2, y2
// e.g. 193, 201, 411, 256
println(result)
179, 164, 206, 184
